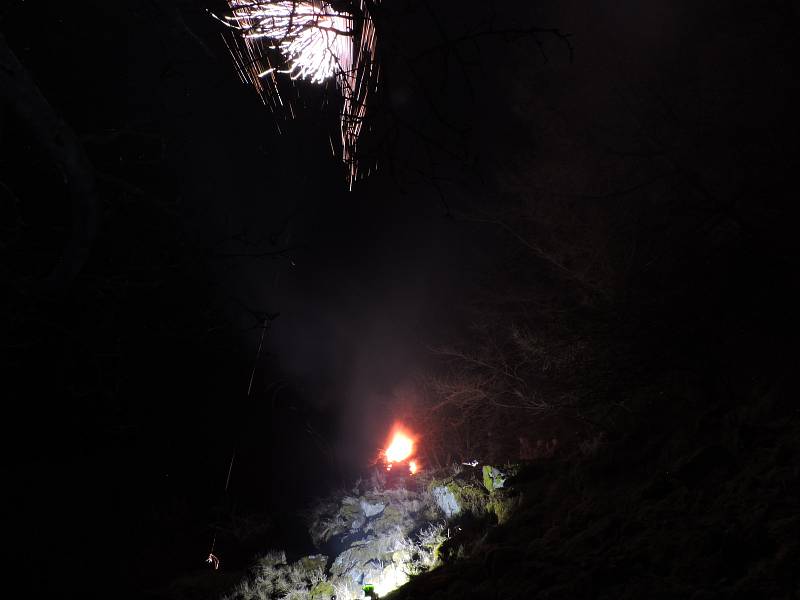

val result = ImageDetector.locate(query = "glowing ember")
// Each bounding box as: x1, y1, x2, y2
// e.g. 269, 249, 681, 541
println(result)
409, 460, 419, 475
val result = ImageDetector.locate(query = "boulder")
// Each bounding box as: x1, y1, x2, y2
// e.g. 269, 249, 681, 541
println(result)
432, 485, 461, 518
360, 499, 386, 518
329, 532, 411, 598
297, 554, 328, 575
482, 465, 506, 491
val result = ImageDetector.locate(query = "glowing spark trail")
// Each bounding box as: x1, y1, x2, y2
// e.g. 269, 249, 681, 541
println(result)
226, 1, 352, 84
223, 1, 380, 186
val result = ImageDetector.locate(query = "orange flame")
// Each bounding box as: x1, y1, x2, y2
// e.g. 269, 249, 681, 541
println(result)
385, 429, 414, 463
382, 424, 421, 475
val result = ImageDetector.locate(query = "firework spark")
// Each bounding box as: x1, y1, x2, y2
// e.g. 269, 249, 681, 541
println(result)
223, 1, 379, 186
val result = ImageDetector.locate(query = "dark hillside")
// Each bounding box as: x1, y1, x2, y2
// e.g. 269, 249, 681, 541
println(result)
1, 1, 797, 598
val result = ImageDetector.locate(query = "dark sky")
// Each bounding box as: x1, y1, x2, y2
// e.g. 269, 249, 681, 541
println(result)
2, 0, 798, 598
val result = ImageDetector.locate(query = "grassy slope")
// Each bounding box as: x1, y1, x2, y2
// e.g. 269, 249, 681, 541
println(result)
387, 370, 798, 600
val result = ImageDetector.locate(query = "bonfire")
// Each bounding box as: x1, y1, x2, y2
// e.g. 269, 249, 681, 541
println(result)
382, 424, 420, 475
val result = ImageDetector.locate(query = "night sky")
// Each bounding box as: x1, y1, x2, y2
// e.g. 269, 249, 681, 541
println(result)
2, 1, 798, 598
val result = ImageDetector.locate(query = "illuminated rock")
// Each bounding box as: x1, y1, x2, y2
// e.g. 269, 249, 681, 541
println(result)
432, 485, 461, 518
360, 499, 386, 518
482, 465, 507, 491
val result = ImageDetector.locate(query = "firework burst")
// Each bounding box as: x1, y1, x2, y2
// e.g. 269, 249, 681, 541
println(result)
222, 1, 379, 186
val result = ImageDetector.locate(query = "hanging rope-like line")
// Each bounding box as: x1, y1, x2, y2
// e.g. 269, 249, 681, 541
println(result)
224, 449, 236, 493
206, 317, 271, 570
248, 318, 270, 397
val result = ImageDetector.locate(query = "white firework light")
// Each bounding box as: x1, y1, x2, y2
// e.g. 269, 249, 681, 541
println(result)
223, 1, 379, 185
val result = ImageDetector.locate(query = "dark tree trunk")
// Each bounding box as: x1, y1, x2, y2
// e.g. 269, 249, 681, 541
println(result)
0, 32, 97, 291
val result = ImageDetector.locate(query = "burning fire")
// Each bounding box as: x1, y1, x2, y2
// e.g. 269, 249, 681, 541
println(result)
383, 425, 420, 475
386, 430, 413, 463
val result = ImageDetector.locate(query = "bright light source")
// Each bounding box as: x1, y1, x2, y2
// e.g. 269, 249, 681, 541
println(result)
223, 1, 380, 186
226, 1, 352, 84
372, 564, 410, 597
382, 425, 421, 474
385, 429, 414, 463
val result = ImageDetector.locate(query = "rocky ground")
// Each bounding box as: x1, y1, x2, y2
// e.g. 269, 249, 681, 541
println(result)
155, 359, 798, 600
155, 460, 520, 600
